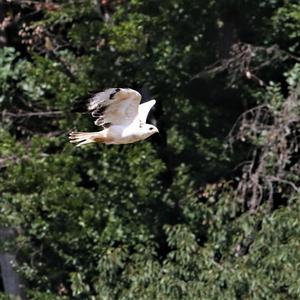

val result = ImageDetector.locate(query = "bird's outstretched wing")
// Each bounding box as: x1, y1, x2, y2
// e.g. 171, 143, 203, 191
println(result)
88, 88, 141, 127
138, 100, 156, 124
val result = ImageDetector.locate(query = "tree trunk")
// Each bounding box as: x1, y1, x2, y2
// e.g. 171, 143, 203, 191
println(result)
0, 0, 7, 47
0, 228, 26, 299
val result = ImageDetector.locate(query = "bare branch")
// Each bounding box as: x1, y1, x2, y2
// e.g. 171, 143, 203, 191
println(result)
230, 80, 300, 210
2, 110, 63, 118
192, 43, 300, 86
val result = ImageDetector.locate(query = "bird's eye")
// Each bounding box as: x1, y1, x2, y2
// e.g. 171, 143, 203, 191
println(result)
149, 127, 154, 130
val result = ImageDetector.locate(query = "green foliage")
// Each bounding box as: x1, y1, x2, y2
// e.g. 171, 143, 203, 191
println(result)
272, 2, 300, 51
0, 48, 28, 105
1, 0, 300, 299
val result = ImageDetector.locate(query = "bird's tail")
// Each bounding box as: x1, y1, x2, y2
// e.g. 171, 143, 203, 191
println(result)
69, 131, 106, 147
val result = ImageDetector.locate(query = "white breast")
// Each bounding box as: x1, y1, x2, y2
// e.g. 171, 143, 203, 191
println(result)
106, 121, 142, 144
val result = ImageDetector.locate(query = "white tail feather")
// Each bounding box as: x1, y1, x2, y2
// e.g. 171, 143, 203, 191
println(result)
69, 132, 98, 147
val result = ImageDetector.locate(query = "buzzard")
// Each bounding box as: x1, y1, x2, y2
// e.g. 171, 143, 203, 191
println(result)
69, 88, 158, 146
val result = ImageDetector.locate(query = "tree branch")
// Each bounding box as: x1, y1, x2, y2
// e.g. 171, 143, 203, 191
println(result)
2, 110, 63, 118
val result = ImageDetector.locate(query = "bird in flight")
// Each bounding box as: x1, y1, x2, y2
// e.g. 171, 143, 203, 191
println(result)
69, 88, 158, 146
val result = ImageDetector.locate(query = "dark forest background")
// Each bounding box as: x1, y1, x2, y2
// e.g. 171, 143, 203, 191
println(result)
1, 0, 300, 299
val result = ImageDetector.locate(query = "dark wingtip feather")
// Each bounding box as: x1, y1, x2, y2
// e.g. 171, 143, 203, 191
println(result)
91, 106, 107, 117
109, 88, 122, 100
109, 92, 116, 100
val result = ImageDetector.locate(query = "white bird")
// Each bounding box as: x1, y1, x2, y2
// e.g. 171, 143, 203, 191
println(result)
69, 88, 159, 146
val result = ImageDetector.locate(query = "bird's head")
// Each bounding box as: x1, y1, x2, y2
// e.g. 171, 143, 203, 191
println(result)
141, 124, 159, 139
